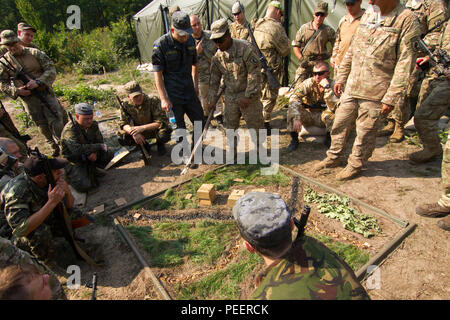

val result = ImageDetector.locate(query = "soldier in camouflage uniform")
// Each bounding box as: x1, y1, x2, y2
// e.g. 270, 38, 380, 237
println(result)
17, 22, 40, 50
118, 81, 172, 156
190, 14, 218, 117
314, 1, 421, 181
0, 156, 84, 266
233, 192, 370, 300
0, 237, 66, 299
0, 106, 28, 158
292, 2, 335, 84
287, 61, 339, 151
0, 30, 65, 157
381, 0, 448, 143
208, 19, 264, 157
409, 21, 450, 165
253, 1, 290, 131
230, 2, 252, 42
61, 103, 113, 193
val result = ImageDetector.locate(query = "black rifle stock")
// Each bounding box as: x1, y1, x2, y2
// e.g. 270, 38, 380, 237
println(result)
238, 2, 281, 90
91, 273, 98, 300
115, 95, 151, 166
302, 102, 327, 110
294, 205, 311, 241
0, 100, 31, 144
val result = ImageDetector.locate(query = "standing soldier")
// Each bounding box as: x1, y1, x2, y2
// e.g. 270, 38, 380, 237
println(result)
208, 19, 264, 157
292, 1, 335, 84
0, 30, 65, 157
117, 81, 172, 156
330, 0, 365, 73
229, 2, 252, 42
381, 0, 448, 143
190, 14, 218, 118
61, 103, 113, 193
409, 21, 450, 165
314, 0, 421, 181
17, 22, 39, 50
253, 1, 290, 132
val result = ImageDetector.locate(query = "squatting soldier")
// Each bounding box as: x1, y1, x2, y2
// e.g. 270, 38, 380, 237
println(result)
0, 237, 66, 299
0, 156, 85, 266
287, 61, 339, 152
17, 22, 40, 50
381, 0, 448, 143
292, 1, 335, 84
0, 105, 28, 158
330, 0, 365, 73
230, 2, 252, 42
233, 192, 370, 300
409, 21, 450, 164
0, 30, 66, 157
152, 11, 205, 161
253, 1, 290, 131
314, 0, 421, 181
190, 14, 218, 117
61, 103, 113, 193
208, 19, 265, 156
118, 81, 172, 156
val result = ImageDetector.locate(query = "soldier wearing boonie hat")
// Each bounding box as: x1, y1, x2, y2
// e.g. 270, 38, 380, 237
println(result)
233, 192, 370, 300
60, 102, 114, 193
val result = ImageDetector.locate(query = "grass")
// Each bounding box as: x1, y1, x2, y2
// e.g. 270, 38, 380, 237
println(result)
127, 219, 370, 300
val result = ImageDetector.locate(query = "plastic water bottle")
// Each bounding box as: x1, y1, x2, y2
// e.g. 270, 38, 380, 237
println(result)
93, 101, 102, 118
167, 107, 177, 129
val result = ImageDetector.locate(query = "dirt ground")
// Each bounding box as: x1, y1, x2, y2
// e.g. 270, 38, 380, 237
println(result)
2, 80, 449, 300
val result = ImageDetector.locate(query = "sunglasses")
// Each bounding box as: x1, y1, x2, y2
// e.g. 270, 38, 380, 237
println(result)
314, 12, 325, 17
313, 70, 328, 76
213, 34, 227, 44
233, 12, 241, 16
345, 2, 356, 6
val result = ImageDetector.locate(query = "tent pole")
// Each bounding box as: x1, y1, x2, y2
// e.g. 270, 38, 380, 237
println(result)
282, 0, 291, 86
206, 0, 211, 30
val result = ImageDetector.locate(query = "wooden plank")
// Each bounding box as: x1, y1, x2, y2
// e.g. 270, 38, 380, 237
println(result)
105, 147, 130, 170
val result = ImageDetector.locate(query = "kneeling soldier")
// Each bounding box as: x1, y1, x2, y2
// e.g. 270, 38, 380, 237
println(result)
61, 103, 114, 193
118, 81, 172, 156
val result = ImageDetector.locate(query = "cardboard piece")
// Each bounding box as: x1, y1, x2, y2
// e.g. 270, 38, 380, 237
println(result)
227, 189, 246, 207
105, 147, 131, 170
114, 197, 127, 207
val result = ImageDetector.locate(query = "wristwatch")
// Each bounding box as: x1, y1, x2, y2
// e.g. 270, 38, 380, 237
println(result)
35, 79, 41, 86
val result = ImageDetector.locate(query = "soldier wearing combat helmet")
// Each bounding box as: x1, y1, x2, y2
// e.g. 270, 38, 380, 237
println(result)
233, 192, 369, 300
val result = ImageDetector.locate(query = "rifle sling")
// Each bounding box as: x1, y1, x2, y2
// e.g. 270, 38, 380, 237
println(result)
302, 25, 323, 56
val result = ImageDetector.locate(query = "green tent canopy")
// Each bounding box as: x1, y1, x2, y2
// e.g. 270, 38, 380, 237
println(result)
133, 0, 369, 83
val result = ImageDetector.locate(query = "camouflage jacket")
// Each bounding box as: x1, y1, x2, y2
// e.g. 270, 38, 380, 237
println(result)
119, 94, 170, 134
209, 39, 262, 101
405, 0, 448, 52
193, 31, 217, 84
0, 173, 60, 238
432, 20, 450, 80
252, 236, 370, 300
293, 21, 336, 59
335, 4, 421, 107
0, 170, 16, 239
0, 47, 57, 100
0, 236, 66, 299
61, 119, 105, 164
253, 17, 290, 72
230, 21, 251, 41
289, 77, 339, 117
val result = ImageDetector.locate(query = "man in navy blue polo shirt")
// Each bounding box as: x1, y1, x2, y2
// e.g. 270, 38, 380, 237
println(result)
152, 11, 205, 161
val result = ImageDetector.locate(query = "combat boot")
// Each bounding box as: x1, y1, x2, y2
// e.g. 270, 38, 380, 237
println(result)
409, 147, 443, 164
287, 132, 299, 152
416, 203, 450, 218
389, 122, 404, 143
336, 165, 361, 181
377, 119, 395, 136
157, 142, 167, 156
52, 145, 60, 157
313, 157, 341, 171
437, 215, 450, 231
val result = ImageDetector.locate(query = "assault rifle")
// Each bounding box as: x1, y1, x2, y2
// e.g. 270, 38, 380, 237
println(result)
115, 95, 152, 166
67, 112, 98, 188
302, 102, 327, 110
0, 53, 58, 118
30, 147, 100, 266
238, 1, 281, 90
86, 273, 98, 300
287, 177, 310, 240
417, 38, 450, 76
0, 100, 31, 145
160, 4, 170, 34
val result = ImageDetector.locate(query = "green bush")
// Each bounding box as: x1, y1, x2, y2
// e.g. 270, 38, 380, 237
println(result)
53, 84, 116, 109
110, 17, 139, 59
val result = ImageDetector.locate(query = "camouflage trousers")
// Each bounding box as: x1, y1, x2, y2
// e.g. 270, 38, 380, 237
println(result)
439, 131, 450, 208
117, 126, 172, 147
287, 101, 334, 131
223, 91, 264, 130
0, 212, 12, 239
414, 77, 450, 153
64, 150, 114, 193
261, 69, 283, 122
21, 91, 65, 151
326, 93, 385, 169
199, 82, 210, 117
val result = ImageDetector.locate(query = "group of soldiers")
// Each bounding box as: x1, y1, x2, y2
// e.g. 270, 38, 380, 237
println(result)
0, 0, 449, 299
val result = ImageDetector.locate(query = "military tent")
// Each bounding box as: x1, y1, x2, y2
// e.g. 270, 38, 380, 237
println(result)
133, 0, 369, 83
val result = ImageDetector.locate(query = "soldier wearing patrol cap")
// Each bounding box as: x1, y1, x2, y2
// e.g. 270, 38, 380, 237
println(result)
17, 22, 39, 50
60, 103, 114, 193
118, 81, 172, 156
233, 192, 370, 300
292, 1, 335, 84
